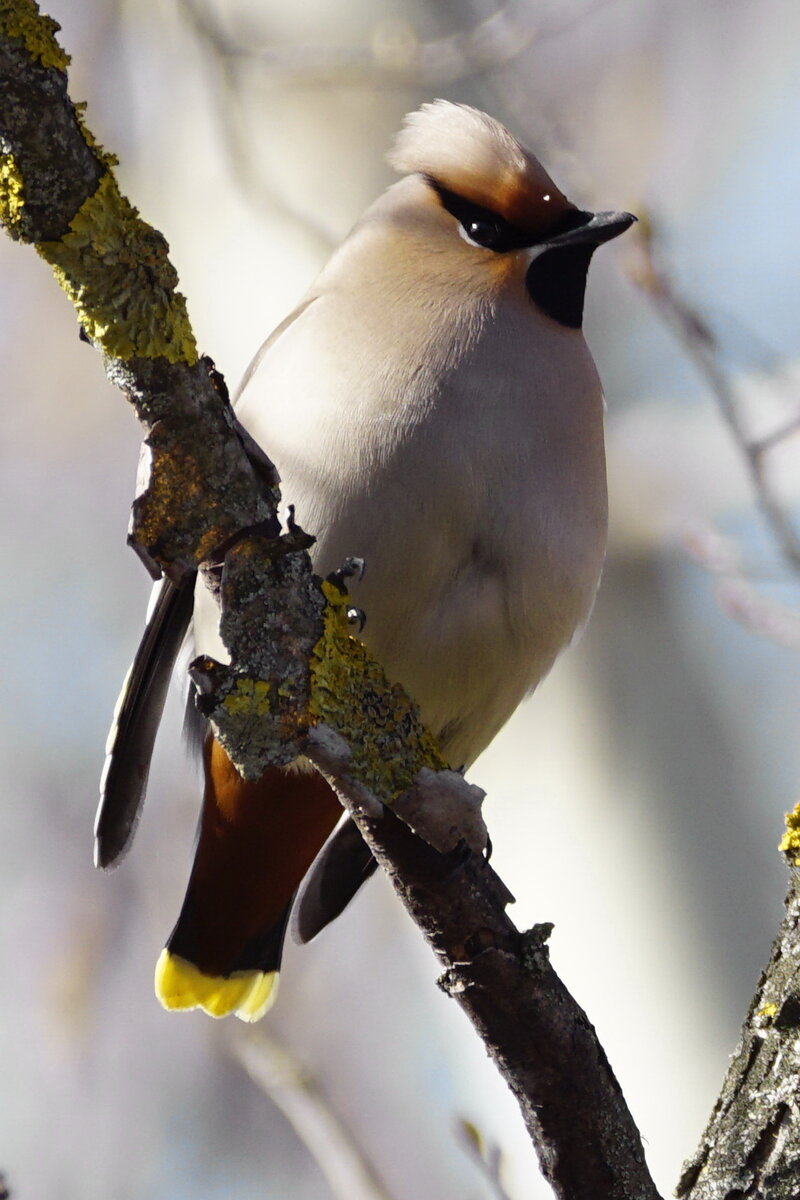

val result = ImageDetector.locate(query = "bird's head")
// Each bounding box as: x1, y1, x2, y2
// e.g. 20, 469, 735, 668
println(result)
385, 100, 635, 328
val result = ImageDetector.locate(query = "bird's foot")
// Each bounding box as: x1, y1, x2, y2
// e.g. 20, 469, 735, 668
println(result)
326, 557, 366, 593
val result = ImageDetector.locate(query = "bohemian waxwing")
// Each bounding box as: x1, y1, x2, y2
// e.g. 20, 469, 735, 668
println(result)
96, 100, 635, 1021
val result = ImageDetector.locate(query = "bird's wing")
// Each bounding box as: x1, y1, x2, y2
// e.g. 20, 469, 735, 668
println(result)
94, 298, 319, 868
95, 576, 195, 868
232, 296, 318, 405
291, 817, 378, 944
96, 296, 319, 870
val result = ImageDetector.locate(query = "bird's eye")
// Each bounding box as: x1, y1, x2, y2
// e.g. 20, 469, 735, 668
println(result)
427, 178, 531, 253
463, 219, 504, 249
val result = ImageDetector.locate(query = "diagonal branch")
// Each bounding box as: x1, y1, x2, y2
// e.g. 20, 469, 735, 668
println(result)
0, 5, 660, 1197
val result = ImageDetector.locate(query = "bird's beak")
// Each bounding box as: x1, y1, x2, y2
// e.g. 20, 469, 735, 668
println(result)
544, 210, 637, 250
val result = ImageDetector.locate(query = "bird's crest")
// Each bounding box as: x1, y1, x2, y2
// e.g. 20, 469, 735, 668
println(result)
388, 100, 574, 235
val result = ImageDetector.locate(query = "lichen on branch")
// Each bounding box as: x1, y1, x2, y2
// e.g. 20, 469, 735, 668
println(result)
778, 803, 800, 865
309, 579, 447, 795
0, 0, 68, 73
1, 0, 195, 364
38, 171, 197, 364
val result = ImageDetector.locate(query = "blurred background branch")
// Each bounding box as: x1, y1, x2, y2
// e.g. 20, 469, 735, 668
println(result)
228, 1030, 397, 1200
177, 0, 616, 88
628, 218, 800, 576
457, 1119, 516, 1200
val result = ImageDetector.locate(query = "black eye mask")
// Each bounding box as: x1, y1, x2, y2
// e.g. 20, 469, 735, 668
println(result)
428, 180, 532, 251
427, 178, 592, 254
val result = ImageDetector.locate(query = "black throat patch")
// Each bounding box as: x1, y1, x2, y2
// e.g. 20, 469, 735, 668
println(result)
526, 244, 595, 329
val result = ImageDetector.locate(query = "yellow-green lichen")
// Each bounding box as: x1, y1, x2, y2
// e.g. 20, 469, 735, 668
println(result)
757, 1003, 778, 1022
309, 580, 445, 802
73, 101, 118, 173
37, 171, 198, 365
0, 0, 70, 72
0, 152, 25, 229
779, 804, 800, 864
222, 678, 272, 719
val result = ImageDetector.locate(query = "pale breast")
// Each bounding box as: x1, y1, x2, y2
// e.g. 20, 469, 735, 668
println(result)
234, 287, 607, 769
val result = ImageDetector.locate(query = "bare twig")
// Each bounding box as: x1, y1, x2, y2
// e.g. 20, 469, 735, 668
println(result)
752, 413, 800, 460
628, 220, 800, 576
176, 0, 337, 255
228, 1031, 396, 1200
457, 1118, 515, 1200
712, 576, 800, 647
681, 523, 800, 648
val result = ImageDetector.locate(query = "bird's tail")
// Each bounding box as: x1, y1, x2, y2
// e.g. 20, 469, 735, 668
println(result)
156, 736, 342, 1022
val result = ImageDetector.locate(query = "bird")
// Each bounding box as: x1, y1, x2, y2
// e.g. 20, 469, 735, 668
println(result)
96, 100, 634, 1022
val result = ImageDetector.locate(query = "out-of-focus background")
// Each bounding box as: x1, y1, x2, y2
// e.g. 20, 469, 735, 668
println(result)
3, 0, 800, 1196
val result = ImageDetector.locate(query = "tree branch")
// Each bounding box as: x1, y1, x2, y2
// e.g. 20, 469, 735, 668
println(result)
678, 839, 800, 1199
1, 6, 660, 1197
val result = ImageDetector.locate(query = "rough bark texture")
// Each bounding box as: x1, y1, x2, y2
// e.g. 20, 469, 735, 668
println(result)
376, 823, 658, 1199
110, 357, 280, 580
678, 866, 800, 1200
308, 729, 664, 1200
1, 6, 666, 1198
0, 23, 102, 242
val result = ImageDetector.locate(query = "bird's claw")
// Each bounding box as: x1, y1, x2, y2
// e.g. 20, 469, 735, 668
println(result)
326, 557, 366, 594
346, 606, 367, 632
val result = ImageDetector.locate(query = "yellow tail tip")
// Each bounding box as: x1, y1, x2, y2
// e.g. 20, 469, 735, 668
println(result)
154, 949, 278, 1022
